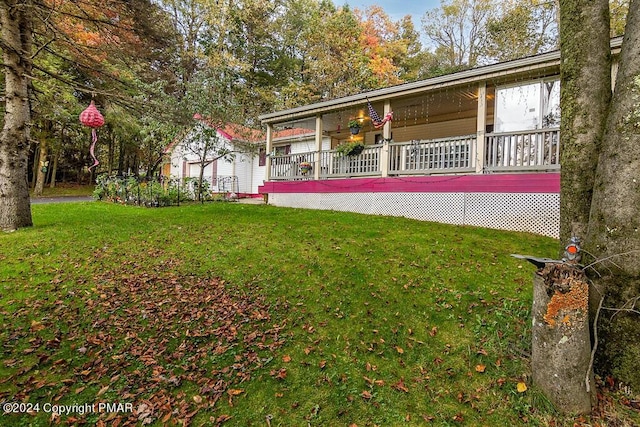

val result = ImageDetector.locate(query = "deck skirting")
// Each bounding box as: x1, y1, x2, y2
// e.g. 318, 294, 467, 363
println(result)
261, 173, 560, 237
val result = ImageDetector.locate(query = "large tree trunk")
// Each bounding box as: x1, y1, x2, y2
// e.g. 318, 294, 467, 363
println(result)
0, 0, 34, 231
558, 0, 611, 244
586, 1, 640, 390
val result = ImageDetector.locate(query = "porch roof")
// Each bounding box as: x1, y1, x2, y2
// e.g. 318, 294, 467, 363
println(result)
259, 37, 623, 126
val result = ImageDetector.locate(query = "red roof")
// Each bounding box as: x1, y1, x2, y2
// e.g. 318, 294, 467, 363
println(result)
163, 115, 316, 155
272, 128, 315, 140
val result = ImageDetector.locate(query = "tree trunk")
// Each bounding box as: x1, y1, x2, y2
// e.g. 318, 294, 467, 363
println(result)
532, 266, 594, 414
49, 150, 58, 188
0, 0, 33, 231
558, 0, 611, 244
586, 1, 640, 390
198, 162, 205, 202
33, 139, 48, 196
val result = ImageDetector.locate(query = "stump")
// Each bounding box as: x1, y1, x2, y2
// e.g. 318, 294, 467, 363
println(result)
531, 264, 593, 414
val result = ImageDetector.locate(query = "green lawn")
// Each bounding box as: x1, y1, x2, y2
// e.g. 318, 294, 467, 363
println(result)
0, 202, 637, 426
29, 183, 94, 198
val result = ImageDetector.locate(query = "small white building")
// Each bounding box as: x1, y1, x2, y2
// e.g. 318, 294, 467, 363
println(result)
162, 117, 328, 197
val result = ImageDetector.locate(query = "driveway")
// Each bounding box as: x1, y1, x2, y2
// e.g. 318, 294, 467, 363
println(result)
30, 196, 94, 204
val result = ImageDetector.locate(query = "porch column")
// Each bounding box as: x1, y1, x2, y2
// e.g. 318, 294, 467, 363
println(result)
381, 100, 391, 177
475, 82, 487, 174
314, 114, 323, 180
265, 123, 273, 182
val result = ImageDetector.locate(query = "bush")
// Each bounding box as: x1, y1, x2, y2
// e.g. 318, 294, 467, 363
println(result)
93, 175, 199, 207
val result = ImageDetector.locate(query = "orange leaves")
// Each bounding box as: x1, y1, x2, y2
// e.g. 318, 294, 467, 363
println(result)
391, 378, 409, 393
270, 368, 288, 380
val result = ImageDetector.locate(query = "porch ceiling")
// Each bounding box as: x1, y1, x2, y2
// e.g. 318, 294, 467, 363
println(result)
273, 87, 495, 135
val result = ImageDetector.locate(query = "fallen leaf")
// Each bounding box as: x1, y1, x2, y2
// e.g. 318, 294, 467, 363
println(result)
475, 364, 486, 373
193, 395, 203, 404
282, 355, 291, 363
361, 390, 372, 400
227, 389, 244, 396
30, 320, 45, 332
517, 382, 528, 393
395, 346, 404, 354
97, 385, 110, 396
391, 378, 409, 393
215, 414, 232, 423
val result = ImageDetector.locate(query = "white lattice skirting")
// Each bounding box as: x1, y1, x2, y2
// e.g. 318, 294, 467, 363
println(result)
268, 192, 559, 238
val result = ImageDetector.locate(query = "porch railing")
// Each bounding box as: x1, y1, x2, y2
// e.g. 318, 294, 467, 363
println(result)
270, 151, 316, 180
485, 128, 560, 171
388, 135, 476, 175
320, 145, 382, 178
269, 129, 561, 180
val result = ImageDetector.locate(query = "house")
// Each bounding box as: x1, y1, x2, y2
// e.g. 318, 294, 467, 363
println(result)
162, 116, 329, 197
257, 37, 624, 238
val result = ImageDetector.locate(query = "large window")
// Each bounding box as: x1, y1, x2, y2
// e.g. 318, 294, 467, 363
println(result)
494, 79, 560, 133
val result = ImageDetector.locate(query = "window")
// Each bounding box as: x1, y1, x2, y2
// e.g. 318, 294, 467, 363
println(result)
494, 79, 560, 132
259, 148, 266, 166
275, 145, 291, 155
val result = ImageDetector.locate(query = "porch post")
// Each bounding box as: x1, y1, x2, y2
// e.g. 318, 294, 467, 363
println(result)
475, 82, 487, 174
265, 123, 273, 181
314, 114, 323, 180
381, 100, 391, 177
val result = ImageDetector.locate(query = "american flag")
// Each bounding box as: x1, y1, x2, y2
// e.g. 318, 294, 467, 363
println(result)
367, 99, 383, 125
367, 99, 393, 129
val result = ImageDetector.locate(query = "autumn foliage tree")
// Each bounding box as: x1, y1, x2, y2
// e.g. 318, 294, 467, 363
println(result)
0, 0, 178, 230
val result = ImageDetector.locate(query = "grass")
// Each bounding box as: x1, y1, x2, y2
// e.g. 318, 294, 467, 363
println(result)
0, 202, 638, 426
29, 183, 94, 198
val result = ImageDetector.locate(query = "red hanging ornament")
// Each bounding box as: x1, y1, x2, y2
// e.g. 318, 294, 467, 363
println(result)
79, 101, 105, 170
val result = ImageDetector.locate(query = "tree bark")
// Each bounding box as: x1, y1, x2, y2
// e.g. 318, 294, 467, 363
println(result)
0, 0, 34, 231
558, 0, 611, 244
532, 266, 593, 414
49, 150, 58, 188
33, 139, 48, 196
586, 0, 640, 390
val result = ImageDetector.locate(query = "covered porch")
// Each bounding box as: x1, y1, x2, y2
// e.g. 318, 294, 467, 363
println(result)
260, 48, 564, 184
257, 48, 574, 237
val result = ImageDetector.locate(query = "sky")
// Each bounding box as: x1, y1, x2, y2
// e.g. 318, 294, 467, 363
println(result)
342, 0, 441, 24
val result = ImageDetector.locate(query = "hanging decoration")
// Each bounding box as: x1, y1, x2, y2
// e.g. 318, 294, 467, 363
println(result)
79, 100, 105, 171
366, 98, 393, 129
